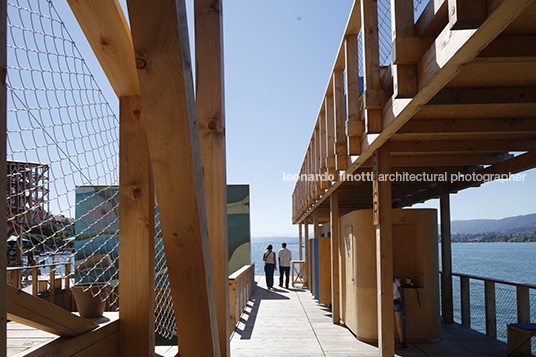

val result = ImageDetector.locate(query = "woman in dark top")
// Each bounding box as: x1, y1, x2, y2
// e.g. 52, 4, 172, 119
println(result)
263, 244, 277, 290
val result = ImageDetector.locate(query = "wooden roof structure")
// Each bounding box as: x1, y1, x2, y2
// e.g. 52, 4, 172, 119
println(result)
292, 0, 536, 225
291, 0, 536, 356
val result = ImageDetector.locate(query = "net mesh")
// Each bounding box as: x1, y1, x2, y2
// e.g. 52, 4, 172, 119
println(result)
6, 0, 176, 339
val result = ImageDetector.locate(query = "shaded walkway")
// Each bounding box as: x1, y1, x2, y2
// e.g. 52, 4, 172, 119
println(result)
231, 276, 512, 357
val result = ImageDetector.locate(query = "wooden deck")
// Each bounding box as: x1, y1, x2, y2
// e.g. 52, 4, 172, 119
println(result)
230, 277, 513, 357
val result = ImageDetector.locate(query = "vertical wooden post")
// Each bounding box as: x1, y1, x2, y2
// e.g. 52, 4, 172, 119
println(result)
324, 96, 336, 177
0, 0, 7, 351
361, 0, 383, 133
391, 0, 418, 98
64, 263, 71, 310
333, 70, 347, 171
485, 280, 497, 338
319, 113, 329, 190
49, 267, 56, 305
374, 142, 394, 356
304, 223, 309, 289
313, 211, 320, 296
461, 275, 470, 327
127, 0, 220, 354
119, 95, 155, 356
440, 182, 454, 323
299, 224, 303, 261
330, 192, 340, 324
194, 0, 229, 355
516, 286, 530, 323
448, 0, 486, 30
345, 34, 364, 155
32, 268, 38, 296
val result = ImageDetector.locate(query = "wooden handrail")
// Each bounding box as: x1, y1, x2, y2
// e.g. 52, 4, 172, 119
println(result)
228, 264, 255, 337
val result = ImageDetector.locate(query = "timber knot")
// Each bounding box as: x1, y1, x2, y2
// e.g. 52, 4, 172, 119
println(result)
100, 37, 108, 46
133, 109, 142, 120
131, 187, 143, 199
136, 58, 147, 69
207, 120, 218, 131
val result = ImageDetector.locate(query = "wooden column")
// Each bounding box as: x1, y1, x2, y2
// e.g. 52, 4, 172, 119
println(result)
324, 95, 336, 177
313, 211, 320, 296
391, 0, 418, 98
374, 142, 394, 356
304, 223, 309, 289
127, 0, 220, 355
440, 182, 454, 323
361, 0, 384, 133
333, 70, 347, 171
299, 224, 303, 260
345, 34, 365, 155
194, 0, 229, 355
330, 192, 340, 324
1, 0, 7, 353
119, 95, 155, 356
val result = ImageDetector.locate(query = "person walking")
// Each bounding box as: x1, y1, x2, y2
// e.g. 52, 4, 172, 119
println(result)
278, 242, 292, 289
394, 276, 407, 349
263, 245, 277, 290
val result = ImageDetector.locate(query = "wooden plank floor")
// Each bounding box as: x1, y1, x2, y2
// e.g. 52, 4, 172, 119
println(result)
231, 276, 514, 357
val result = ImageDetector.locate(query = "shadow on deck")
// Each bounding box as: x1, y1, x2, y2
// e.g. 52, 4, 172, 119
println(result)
231, 276, 517, 357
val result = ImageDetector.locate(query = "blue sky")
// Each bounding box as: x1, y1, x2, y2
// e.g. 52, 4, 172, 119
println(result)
56, 0, 535, 238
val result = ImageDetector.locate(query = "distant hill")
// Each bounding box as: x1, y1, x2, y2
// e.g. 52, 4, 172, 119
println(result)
445, 213, 536, 235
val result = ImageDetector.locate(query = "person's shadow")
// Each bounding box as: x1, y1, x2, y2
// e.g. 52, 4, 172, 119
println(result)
233, 284, 289, 340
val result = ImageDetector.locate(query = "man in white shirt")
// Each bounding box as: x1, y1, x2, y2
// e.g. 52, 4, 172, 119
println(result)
278, 242, 292, 288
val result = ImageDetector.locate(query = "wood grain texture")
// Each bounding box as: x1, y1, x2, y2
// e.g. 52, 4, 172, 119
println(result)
194, 0, 229, 355
126, 0, 219, 355
118, 95, 155, 356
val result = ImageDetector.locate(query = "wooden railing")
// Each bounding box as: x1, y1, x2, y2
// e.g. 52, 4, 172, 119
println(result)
442, 272, 536, 343
7, 262, 73, 310
228, 264, 255, 336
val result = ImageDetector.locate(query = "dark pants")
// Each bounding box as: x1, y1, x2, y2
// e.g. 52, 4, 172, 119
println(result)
265, 263, 275, 288
279, 266, 290, 287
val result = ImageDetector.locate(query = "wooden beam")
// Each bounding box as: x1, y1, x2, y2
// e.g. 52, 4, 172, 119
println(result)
325, 95, 336, 176
21, 319, 119, 357
67, 0, 140, 97
428, 87, 536, 106
299, 224, 303, 261
345, 35, 364, 155
304, 223, 309, 288
398, 118, 536, 134
391, 139, 536, 153
415, 0, 448, 38
7, 285, 98, 336
390, 153, 512, 167
448, 0, 487, 30
194, 1, 229, 355
440, 183, 454, 323
479, 35, 536, 57
330, 192, 340, 324
361, 0, 384, 133
1, 0, 7, 352
333, 70, 347, 171
374, 142, 394, 356
126, 0, 220, 355
119, 95, 155, 356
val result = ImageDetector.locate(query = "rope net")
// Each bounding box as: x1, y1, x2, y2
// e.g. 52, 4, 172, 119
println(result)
6, 0, 177, 339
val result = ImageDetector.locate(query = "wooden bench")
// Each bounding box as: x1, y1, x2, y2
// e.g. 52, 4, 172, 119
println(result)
507, 323, 536, 356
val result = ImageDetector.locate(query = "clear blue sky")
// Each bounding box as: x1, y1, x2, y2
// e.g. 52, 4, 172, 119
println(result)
57, 0, 535, 238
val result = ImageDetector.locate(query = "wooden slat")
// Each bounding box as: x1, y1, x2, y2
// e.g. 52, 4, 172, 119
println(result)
67, 0, 139, 97
126, 0, 219, 355
325, 95, 336, 176
428, 86, 536, 106
194, 0, 229, 355
6, 285, 97, 337
391, 139, 536, 153
415, 0, 448, 38
118, 95, 155, 356
398, 118, 536, 134
345, 35, 364, 155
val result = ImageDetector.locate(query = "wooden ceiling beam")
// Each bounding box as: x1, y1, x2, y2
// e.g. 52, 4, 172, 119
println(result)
428, 86, 536, 106
479, 35, 536, 57
390, 153, 512, 167
391, 139, 536, 154
398, 118, 536, 134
